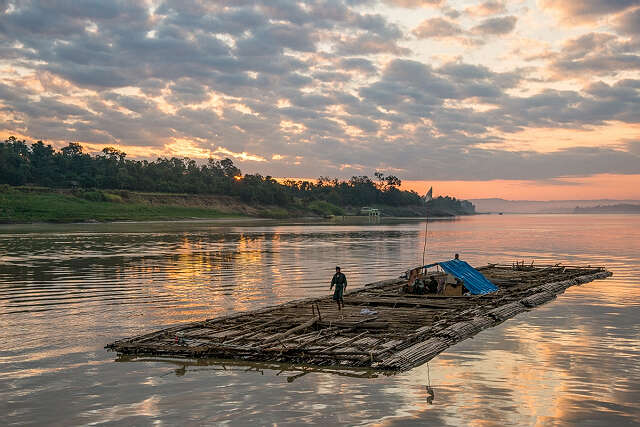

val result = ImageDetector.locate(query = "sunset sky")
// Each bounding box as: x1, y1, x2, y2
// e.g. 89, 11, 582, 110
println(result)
1, 0, 639, 200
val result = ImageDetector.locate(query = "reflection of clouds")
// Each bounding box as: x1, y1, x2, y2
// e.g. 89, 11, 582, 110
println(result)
79, 395, 161, 424
377, 279, 640, 425
229, 233, 266, 313
1, 216, 639, 425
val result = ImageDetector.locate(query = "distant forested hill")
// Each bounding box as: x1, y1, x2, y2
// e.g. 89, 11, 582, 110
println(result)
574, 204, 640, 214
425, 196, 475, 216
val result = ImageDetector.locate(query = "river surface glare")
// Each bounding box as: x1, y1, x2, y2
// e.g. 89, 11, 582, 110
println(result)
1, 214, 639, 426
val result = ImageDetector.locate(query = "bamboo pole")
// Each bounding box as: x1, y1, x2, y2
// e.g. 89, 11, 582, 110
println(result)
259, 317, 319, 346
107, 269, 613, 372
319, 332, 368, 353
221, 316, 287, 342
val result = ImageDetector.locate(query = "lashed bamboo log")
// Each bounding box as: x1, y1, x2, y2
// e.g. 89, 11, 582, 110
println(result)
259, 317, 319, 347
319, 332, 368, 353
106, 267, 613, 372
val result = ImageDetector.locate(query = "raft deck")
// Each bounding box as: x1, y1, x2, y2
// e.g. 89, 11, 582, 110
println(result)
106, 264, 612, 372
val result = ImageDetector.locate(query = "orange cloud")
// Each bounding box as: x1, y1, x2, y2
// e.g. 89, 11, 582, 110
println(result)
465, 1, 506, 17
539, 0, 638, 25
384, 0, 445, 8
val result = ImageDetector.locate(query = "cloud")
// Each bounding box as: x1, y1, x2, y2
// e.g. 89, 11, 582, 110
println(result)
360, 59, 458, 107
615, 6, 640, 36
412, 17, 463, 39
540, 0, 640, 24
340, 57, 378, 74
383, 0, 445, 8
628, 140, 640, 155
445, 146, 640, 181
235, 23, 316, 56
485, 79, 640, 131
0, 0, 639, 185
312, 70, 352, 82
166, 78, 212, 104
465, 1, 506, 17
336, 11, 409, 55
353, 13, 404, 39
471, 16, 517, 35
547, 32, 640, 78
336, 34, 411, 55
412, 15, 516, 44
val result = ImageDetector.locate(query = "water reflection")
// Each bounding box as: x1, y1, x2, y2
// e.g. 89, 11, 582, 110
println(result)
117, 355, 383, 382
1, 215, 639, 425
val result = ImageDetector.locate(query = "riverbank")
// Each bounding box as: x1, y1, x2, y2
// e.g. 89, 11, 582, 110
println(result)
0, 186, 473, 223
0, 187, 247, 223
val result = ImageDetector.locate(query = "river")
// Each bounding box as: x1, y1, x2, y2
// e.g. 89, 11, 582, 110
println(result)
1, 214, 639, 426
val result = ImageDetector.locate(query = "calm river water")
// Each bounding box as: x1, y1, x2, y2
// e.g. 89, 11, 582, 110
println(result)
1, 214, 639, 426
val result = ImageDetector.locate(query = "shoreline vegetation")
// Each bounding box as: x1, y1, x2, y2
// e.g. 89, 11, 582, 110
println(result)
0, 137, 476, 223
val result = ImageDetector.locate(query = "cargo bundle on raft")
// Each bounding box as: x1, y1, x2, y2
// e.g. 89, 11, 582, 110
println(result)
106, 261, 612, 372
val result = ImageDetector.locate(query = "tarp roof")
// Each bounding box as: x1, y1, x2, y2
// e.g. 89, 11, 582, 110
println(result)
423, 259, 498, 295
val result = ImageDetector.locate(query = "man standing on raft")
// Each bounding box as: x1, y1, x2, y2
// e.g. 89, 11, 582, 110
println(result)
330, 266, 347, 317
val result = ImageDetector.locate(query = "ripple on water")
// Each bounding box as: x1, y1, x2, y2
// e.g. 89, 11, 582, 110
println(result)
0, 215, 639, 425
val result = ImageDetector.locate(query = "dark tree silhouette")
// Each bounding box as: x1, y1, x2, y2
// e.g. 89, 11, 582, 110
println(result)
0, 136, 475, 215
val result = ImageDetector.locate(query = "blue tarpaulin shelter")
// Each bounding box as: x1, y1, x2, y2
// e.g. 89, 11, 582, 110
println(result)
422, 259, 498, 295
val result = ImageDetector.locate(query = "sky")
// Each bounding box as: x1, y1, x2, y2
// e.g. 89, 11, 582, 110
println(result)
0, 0, 639, 200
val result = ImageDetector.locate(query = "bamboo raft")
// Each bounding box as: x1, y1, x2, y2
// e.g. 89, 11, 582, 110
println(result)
106, 263, 612, 372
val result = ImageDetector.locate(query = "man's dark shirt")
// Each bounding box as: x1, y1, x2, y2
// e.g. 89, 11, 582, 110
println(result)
331, 272, 347, 287
428, 278, 438, 293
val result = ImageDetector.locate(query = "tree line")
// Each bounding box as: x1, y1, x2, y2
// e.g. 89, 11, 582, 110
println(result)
0, 136, 475, 214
